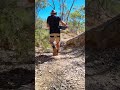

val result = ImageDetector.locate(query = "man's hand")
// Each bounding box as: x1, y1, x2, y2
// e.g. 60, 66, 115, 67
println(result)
66, 24, 69, 28
60, 21, 67, 26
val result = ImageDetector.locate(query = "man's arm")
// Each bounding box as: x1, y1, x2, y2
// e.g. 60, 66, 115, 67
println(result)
47, 23, 49, 27
60, 20, 67, 26
46, 17, 50, 30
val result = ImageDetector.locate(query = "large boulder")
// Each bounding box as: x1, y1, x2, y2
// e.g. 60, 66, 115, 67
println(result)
64, 14, 120, 48
86, 14, 120, 48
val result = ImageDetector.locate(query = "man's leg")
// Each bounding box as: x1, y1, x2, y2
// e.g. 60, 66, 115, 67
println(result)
50, 34, 57, 56
55, 34, 60, 55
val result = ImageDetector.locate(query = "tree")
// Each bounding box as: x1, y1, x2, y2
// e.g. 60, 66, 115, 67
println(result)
66, 0, 76, 22
0, 0, 34, 61
35, 0, 47, 19
35, 0, 83, 22
86, 0, 120, 26
35, 0, 47, 9
69, 6, 85, 33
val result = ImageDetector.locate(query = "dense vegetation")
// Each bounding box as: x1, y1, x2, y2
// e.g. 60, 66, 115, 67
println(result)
1, 0, 119, 52
86, 0, 120, 29
0, 0, 34, 62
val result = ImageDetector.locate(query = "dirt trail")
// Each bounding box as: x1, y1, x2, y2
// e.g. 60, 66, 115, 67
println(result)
35, 32, 85, 90
35, 46, 85, 90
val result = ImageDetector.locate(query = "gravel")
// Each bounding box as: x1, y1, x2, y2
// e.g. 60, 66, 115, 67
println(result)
35, 47, 85, 90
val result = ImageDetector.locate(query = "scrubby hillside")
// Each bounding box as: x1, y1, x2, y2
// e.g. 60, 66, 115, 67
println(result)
35, 14, 120, 90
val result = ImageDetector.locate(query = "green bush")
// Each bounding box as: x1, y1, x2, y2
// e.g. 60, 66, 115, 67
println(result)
35, 29, 51, 52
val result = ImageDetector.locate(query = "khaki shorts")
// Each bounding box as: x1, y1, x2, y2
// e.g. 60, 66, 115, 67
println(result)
49, 33, 60, 44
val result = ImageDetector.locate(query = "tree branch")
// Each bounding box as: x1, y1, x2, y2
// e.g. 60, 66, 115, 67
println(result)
66, 0, 76, 22
51, 0, 55, 9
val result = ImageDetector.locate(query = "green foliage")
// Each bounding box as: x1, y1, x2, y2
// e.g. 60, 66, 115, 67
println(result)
36, 18, 43, 29
35, 19, 51, 52
0, 0, 34, 61
86, 0, 120, 30
87, 0, 120, 18
35, 29, 51, 51
70, 11, 81, 19
69, 6, 85, 33
35, 0, 47, 9
98, 0, 120, 15
35, 0, 47, 18
70, 6, 85, 21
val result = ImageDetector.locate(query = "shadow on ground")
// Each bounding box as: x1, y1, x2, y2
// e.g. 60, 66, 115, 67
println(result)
85, 48, 120, 90
35, 55, 54, 65
0, 68, 34, 89
60, 47, 85, 59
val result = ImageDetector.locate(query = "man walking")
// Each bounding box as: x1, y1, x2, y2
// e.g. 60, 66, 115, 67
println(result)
47, 10, 67, 56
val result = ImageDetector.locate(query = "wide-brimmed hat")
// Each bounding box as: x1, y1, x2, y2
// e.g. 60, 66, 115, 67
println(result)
51, 10, 57, 14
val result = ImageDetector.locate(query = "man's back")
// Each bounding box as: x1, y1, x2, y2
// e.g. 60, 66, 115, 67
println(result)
47, 15, 61, 34
47, 10, 67, 56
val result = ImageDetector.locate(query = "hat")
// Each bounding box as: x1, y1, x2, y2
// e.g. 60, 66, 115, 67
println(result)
51, 10, 57, 14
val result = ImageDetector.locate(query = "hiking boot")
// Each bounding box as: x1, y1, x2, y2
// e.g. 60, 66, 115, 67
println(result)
53, 48, 58, 56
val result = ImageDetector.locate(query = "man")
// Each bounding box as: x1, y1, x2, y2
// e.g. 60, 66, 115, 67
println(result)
47, 10, 67, 56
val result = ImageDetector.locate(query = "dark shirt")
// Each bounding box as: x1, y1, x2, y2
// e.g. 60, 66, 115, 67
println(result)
47, 15, 61, 34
